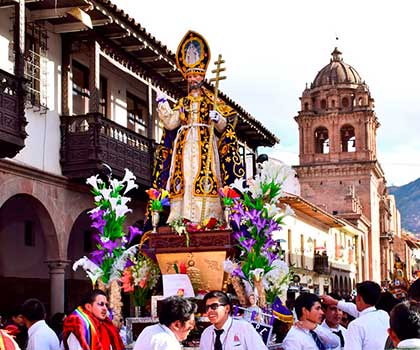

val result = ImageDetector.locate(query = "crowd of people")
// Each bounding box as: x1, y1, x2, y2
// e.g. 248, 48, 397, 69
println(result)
2, 280, 420, 350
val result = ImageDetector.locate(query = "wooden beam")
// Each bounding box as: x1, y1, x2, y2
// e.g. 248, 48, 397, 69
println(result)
29, 6, 92, 21
121, 45, 144, 52
53, 19, 110, 34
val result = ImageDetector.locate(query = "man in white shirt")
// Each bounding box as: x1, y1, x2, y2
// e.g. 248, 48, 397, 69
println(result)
322, 280, 389, 350
134, 296, 197, 350
199, 290, 268, 350
388, 300, 420, 349
320, 293, 347, 350
21, 298, 59, 350
282, 293, 340, 350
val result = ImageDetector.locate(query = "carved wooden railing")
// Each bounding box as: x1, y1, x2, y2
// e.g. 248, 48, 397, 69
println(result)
60, 112, 152, 185
314, 253, 330, 274
0, 68, 27, 158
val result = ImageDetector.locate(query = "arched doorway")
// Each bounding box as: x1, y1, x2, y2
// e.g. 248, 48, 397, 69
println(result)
0, 194, 58, 315
66, 210, 96, 312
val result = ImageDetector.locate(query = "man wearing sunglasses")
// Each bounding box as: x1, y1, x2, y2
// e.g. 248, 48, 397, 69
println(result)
62, 289, 124, 350
199, 291, 268, 350
134, 296, 197, 350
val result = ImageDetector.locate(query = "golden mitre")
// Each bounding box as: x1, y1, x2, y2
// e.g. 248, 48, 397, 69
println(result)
176, 30, 211, 78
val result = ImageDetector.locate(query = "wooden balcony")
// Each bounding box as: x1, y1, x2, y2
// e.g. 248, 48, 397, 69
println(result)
0, 68, 27, 158
60, 113, 152, 186
314, 253, 330, 274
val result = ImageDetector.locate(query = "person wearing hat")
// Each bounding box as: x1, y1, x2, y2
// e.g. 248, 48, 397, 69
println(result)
154, 31, 244, 224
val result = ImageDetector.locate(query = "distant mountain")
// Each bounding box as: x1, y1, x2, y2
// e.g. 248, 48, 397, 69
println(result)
388, 178, 420, 234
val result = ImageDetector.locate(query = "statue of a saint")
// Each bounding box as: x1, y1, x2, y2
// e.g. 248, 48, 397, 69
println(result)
153, 31, 244, 224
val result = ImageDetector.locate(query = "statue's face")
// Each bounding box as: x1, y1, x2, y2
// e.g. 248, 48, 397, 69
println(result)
187, 74, 204, 91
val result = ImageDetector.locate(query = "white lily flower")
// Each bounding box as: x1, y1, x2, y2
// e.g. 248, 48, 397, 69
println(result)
122, 168, 136, 184
73, 257, 103, 285
86, 175, 100, 191
110, 178, 121, 190
123, 179, 138, 195
264, 203, 280, 218
284, 204, 295, 216
115, 204, 132, 218
249, 268, 265, 281
99, 188, 112, 201
100, 236, 110, 243
108, 197, 119, 211
223, 259, 237, 274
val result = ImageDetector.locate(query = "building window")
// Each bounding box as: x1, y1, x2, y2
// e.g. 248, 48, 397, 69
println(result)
24, 22, 48, 112
320, 99, 327, 109
340, 124, 356, 152
127, 92, 148, 137
342, 97, 349, 108
72, 60, 89, 115
24, 220, 35, 247
314, 127, 329, 154
100, 76, 107, 116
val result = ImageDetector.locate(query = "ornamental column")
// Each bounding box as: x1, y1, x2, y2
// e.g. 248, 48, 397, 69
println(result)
47, 260, 70, 315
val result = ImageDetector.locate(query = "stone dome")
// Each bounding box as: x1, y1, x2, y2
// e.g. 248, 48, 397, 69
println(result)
311, 48, 363, 88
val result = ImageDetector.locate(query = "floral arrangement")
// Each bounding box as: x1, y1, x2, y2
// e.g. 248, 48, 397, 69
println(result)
146, 188, 170, 212
224, 160, 294, 307
73, 169, 142, 286
219, 185, 241, 207
121, 241, 161, 307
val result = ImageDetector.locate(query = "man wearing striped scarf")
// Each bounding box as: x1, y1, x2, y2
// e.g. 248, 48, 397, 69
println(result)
63, 289, 124, 350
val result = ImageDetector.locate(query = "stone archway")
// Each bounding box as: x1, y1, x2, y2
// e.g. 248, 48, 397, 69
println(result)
0, 194, 58, 315
65, 209, 96, 312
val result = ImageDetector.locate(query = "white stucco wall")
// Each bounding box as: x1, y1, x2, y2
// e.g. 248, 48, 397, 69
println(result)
0, 7, 14, 74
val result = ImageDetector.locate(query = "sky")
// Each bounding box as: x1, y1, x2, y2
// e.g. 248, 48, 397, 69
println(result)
113, 0, 420, 186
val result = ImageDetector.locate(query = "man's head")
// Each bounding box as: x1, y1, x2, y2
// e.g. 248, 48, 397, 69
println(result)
82, 289, 108, 321
294, 293, 323, 324
203, 291, 232, 329
21, 299, 46, 327
355, 281, 381, 311
187, 73, 204, 92
159, 296, 197, 341
322, 293, 343, 328
408, 278, 420, 301
388, 300, 420, 346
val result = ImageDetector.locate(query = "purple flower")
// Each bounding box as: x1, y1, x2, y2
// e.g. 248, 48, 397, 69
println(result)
265, 219, 280, 235
91, 249, 105, 265
232, 266, 246, 279
263, 238, 275, 251
124, 258, 135, 268
102, 239, 119, 252
90, 209, 105, 221
266, 250, 277, 265
240, 238, 256, 253
91, 217, 106, 233
232, 212, 242, 230
128, 226, 142, 243
161, 197, 170, 207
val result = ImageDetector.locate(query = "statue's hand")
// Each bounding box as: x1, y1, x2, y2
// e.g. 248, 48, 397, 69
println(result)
209, 110, 221, 123
156, 91, 168, 104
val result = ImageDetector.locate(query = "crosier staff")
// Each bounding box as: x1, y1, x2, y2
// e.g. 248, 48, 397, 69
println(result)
201, 54, 226, 225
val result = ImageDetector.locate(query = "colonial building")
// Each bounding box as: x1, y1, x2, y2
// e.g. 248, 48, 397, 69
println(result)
0, 0, 277, 316
280, 193, 362, 298
293, 48, 401, 284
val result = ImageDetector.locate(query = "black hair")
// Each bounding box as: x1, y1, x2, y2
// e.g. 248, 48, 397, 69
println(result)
390, 300, 420, 341
408, 279, 420, 302
203, 291, 233, 313
256, 154, 269, 164
376, 291, 399, 315
294, 293, 321, 320
159, 296, 197, 327
321, 292, 341, 309
81, 289, 107, 306
356, 281, 381, 306
21, 299, 46, 322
